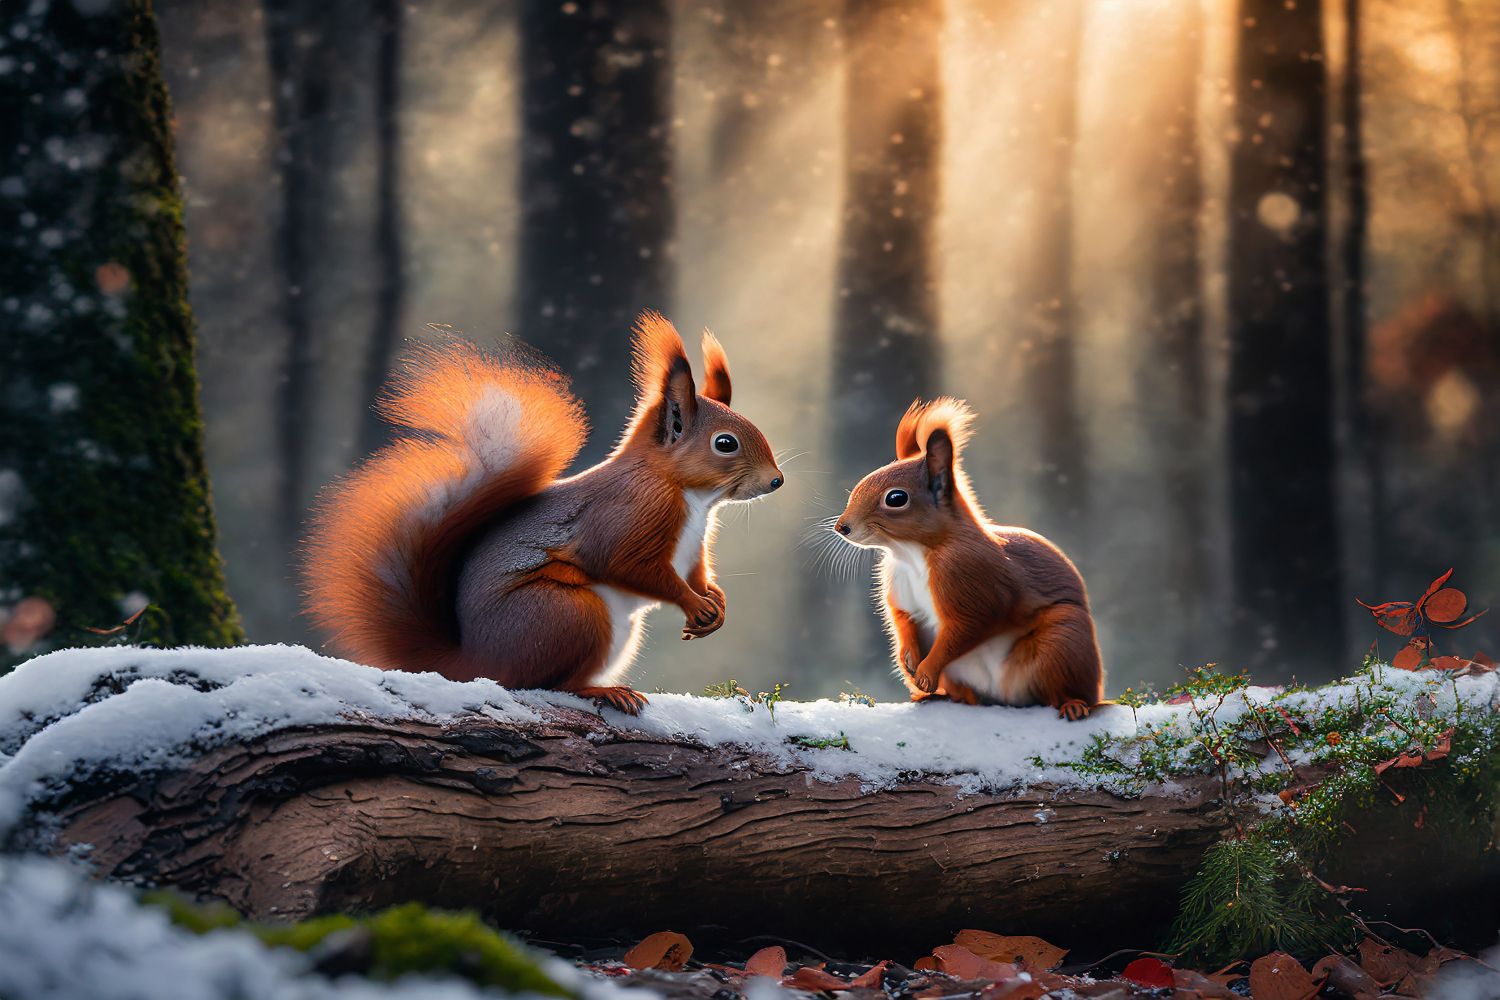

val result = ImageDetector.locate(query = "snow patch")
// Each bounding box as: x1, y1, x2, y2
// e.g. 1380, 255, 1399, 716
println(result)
1, 645, 1497, 841
0, 854, 640, 1000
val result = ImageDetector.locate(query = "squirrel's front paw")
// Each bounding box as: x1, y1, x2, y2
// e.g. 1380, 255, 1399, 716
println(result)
912, 660, 942, 693
681, 592, 725, 640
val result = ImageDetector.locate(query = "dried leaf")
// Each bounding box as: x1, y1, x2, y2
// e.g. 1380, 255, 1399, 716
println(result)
1425, 588, 1468, 623
1172, 969, 1240, 999
1376, 727, 1454, 774
1357, 599, 1418, 636
1357, 938, 1418, 984
783, 967, 849, 991
623, 931, 693, 971
1248, 952, 1319, 1000
1310, 955, 1380, 1000
1274, 706, 1303, 736
954, 931, 1068, 972
913, 956, 938, 972
931, 945, 1018, 982
985, 981, 1051, 1000
1416, 570, 1456, 612
1120, 957, 1175, 989
1436, 609, 1490, 629
1392, 644, 1424, 671
744, 946, 787, 979
848, 960, 890, 989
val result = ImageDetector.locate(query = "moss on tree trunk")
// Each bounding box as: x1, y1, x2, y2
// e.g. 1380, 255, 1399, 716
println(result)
0, 0, 243, 666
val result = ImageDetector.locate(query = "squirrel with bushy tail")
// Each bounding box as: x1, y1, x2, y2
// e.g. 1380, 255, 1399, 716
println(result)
304, 312, 784, 714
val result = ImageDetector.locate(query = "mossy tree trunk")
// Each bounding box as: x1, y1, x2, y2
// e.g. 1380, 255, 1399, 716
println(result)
0, 0, 244, 667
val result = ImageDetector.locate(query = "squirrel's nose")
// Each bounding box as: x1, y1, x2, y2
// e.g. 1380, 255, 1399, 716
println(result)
836, 521, 851, 535
768, 476, 783, 492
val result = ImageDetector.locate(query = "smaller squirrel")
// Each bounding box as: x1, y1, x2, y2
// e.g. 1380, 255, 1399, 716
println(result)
833, 399, 1104, 719
304, 311, 783, 714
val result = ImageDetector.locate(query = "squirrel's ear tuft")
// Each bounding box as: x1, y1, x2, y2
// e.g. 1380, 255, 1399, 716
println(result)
896, 397, 973, 460
700, 329, 732, 405
630, 310, 696, 442
895, 399, 925, 459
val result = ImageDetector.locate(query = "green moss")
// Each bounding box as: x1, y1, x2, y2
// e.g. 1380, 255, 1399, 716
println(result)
1039, 660, 1500, 965
0, 0, 244, 671
145, 894, 573, 997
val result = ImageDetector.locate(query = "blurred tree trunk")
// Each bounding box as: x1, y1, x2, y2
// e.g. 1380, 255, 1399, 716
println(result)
263, 0, 338, 550
0, 0, 244, 667
1343, 0, 1384, 594
358, 0, 407, 456
808, 0, 943, 675
518, 0, 674, 456
831, 0, 942, 475
1017, 0, 1087, 532
1145, 2, 1209, 664
1226, 0, 1343, 678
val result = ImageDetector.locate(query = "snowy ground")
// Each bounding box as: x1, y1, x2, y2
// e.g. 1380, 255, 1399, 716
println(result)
0, 853, 633, 1000
1, 644, 1497, 839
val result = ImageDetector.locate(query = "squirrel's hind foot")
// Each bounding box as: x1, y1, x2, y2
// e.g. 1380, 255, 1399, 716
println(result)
1056, 698, 1092, 721
574, 685, 650, 716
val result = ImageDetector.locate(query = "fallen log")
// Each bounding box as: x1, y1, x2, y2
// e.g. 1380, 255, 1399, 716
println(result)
3, 646, 1499, 955
51, 710, 1228, 950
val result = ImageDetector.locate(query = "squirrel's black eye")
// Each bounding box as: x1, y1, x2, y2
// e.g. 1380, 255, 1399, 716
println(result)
883, 489, 909, 509
713, 433, 740, 454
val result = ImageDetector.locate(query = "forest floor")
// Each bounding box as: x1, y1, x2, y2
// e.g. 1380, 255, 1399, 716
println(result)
562, 927, 1500, 1000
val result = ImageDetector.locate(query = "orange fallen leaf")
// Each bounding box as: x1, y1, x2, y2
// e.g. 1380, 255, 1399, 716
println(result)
1392, 644, 1424, 671
1425, 588, 1468, 623
1120, 957, 1174, 989
624, 930, 693, 971
931, 944, 1018, 982
848, 960, 890, 989
1249, 951, 1320, 1000
1310, 955, 1380, 1000
954, 931, 1067, 972
744, 946, 787, 979
1172, 969, 1240, 998
1415, 570, 1456, 613
913, 956, 939, 972
783, 966, 849, 991
1375, 726, 1454, 775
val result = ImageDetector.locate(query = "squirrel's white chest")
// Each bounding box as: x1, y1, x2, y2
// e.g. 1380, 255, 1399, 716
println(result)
671, 488, 718, 578
884, 543, 938, 630
882, 542, 1027, 704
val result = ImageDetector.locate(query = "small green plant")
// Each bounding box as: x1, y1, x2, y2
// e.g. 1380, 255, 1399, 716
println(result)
701, 678, 749, 699
701, 677, 790, 721
789, 732, 851, 751
757, 681, 787, 722
1167, 838, 1350, 963
840, 685, 877, 707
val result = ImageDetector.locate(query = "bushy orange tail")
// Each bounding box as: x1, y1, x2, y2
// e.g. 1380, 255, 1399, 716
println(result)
303, 340, 587, 670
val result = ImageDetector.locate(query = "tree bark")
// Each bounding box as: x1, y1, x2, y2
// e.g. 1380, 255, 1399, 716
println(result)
48, 705, 1227, 953
1226, 0, 1343, 680
0, 0, 244, 665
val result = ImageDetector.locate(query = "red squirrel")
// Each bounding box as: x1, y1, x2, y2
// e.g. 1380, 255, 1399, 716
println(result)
833, 399, 1104, 719
303, 311, 783, 715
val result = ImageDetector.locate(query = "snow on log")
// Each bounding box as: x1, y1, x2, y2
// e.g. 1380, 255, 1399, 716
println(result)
0, 646, 1495, 953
